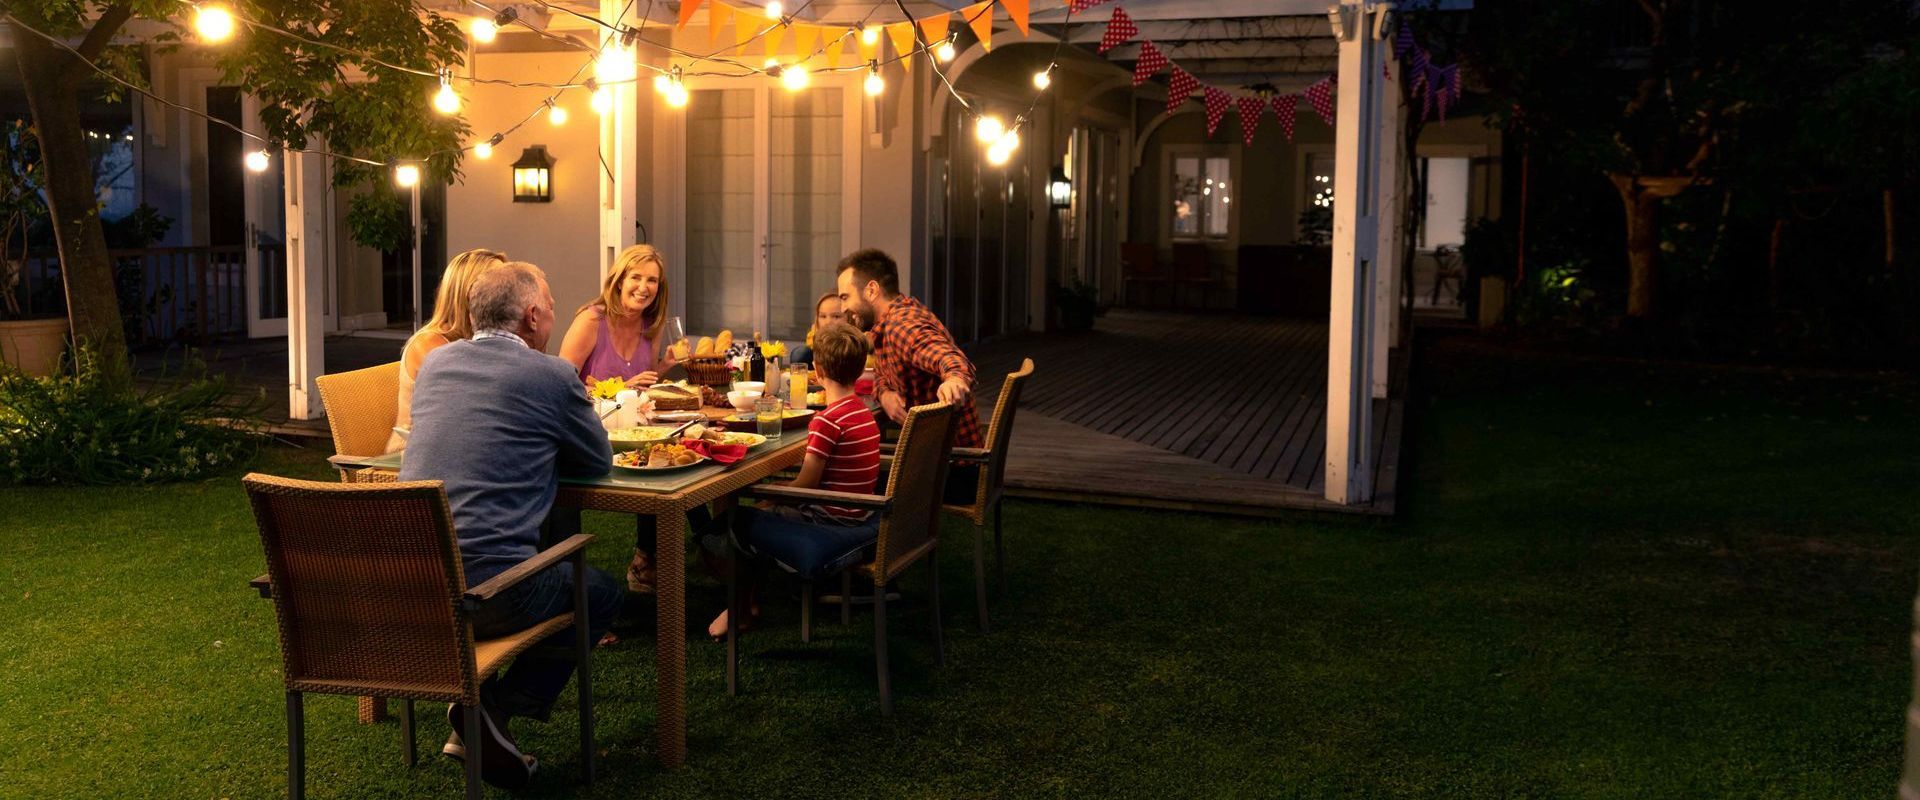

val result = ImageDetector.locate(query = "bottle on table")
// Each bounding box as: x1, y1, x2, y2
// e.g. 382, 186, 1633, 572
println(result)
747, 333, 766, 383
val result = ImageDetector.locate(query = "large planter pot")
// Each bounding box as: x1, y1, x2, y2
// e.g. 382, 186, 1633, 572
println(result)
0, 318, 69, 377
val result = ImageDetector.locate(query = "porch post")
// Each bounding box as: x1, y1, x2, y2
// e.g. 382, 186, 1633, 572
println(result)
1371, 6, 1403, 400
283, 148, 327, 421
1324, 0, 1378, 505
599, 0, 640, 276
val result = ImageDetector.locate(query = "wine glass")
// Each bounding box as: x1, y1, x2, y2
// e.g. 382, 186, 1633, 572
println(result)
662, 315, 687, 360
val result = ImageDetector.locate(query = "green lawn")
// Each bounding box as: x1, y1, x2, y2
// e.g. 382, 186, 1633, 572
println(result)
2, 336, 1916, 798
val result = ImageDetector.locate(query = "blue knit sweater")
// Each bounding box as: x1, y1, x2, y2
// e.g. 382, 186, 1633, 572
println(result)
399, 336, 611, 585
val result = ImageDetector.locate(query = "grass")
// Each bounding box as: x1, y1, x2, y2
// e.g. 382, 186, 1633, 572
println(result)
2, 335, 1917, 798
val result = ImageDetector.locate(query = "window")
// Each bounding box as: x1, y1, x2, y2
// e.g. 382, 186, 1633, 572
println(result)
1298, 153, 1335, 245
1420, 156, 1470, 250
1170, 155, 1231, 239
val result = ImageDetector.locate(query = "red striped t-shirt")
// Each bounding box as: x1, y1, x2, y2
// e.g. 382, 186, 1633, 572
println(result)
805, 396, 882, 521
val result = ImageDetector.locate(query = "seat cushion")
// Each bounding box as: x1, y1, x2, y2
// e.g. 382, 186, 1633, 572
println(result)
733, 505, 879, 579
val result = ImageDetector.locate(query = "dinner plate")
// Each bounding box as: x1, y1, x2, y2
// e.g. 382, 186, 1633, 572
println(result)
725, 408, 815, 430
649, 410, 705, 422
716, 432, 767, 448
612, 453, 710, 472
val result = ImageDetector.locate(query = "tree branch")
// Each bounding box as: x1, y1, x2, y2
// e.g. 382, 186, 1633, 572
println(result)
75, 3, 135, 64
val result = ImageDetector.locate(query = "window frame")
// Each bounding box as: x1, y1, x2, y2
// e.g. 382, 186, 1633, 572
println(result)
1160, 143, 1239, 246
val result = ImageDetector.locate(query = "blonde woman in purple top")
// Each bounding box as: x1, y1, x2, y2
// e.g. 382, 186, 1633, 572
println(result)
558, 244, 681, 597
559, 244, 676, 388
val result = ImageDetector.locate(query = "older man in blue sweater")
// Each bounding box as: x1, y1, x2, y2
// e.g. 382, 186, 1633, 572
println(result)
401, 260, 621, 789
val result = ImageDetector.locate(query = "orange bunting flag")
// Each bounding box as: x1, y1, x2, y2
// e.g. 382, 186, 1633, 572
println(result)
708, 1, 733, 46
734, 10, 757, 54
964, 1, 994, 52
677, 0, 705, 30
886, 21, 917, 71
764, 21, 788, 58
1000, 0, 1029, 36
918, 10, 951, 48
792, 23, 821, 62
825, 35, 847, 69
855, 27, 881, 64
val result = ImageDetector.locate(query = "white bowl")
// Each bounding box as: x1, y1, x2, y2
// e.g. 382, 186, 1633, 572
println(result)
727, 390, 762, 411
732, 381, 766, 395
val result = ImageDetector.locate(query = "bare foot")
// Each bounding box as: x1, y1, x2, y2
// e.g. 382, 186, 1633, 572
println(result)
707, 606, 759, 639
597, 631, 620, 647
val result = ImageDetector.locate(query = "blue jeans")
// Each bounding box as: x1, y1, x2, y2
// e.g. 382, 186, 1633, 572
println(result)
730, 505, 879, 579
467, 561, 625, 722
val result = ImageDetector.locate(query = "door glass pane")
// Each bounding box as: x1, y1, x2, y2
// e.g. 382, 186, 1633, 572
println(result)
1171, 156, 1201, 237
1422, 156, 1470, 249
1203, 157, 1230, 238
768, 87, 843, 342
685, 88, 756, 337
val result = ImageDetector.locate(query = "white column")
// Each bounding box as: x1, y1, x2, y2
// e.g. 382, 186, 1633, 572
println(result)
1371, 6, 1403, 400
599, 0, 640, 278
283, 148, 328, 421
1324, 0, 1378, 505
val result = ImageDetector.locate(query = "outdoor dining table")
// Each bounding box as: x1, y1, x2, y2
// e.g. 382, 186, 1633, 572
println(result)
329, 434, 808, 769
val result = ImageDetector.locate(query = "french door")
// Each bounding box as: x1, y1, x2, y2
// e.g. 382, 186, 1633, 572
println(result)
674, 75, 862, 343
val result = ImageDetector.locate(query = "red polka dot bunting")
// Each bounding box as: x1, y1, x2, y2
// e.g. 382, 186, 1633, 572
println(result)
1202, 86, 1230, 137
1068, 0, 1110, 12
1271, 94, 1298, 141
1132, 40, 1167, 86
1304, 77, 1337, 125
1237, 95, 1266, 145
1165, 67, 1198, 116
1098, 7, 1137, 53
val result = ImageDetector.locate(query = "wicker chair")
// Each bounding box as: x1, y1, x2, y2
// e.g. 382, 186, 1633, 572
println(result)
316, 362, 402, 484
730, 401, 958, 716
242, 473, 597, 800
945, 358, 1033, 633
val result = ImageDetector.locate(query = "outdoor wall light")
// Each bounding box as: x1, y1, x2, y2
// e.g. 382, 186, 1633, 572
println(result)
511, 145, 554, 202
1049, 168, 1073, 209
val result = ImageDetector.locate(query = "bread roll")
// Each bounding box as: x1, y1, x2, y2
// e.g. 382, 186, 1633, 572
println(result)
695, 336, 715, 357
714, 329, 733, 353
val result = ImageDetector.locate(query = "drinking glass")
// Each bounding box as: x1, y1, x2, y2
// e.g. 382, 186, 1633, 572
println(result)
755, 396, 784, 440
787, 363, 810, 407
662, 315, 687, 360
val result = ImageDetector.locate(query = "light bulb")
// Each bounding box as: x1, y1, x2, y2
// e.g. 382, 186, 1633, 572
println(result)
665, 82, 689, 108
654, 73, 671, 93
935, 41, 956, 62
864, 69, 885, 97
765, 0, 784, 19
986, 141, 1012, 167
470, 17, 498, 44
195, 4, 236, 43
974, 115, 1005, 145
394, 164, 421, 188
763, 57, 782, 70
780, 64, 810, 91
591, 87, 613, 114
244, 149, 270, 173
1033, 69, 1052, 90
595, 43, 636, 84
548, 103, 569, 126
432, 78, 460, 115
473, 141, 493, 159
998, 129, 1020, 152
860, 26, 880, 45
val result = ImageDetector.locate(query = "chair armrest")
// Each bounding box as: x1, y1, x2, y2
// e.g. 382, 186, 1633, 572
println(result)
950, 447, 990, 463
249, 573, 272, 599
463, 534, 596, 609
741, 484, 892, 511
327, 454, 378, 472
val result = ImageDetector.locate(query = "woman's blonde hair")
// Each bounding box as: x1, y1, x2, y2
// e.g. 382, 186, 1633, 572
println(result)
424, 248, 508, 339
581, 244, 670, 346
814, 291, 841, 318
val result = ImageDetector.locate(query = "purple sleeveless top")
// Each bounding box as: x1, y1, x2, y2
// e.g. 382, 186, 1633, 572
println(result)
578, 309, 655, 382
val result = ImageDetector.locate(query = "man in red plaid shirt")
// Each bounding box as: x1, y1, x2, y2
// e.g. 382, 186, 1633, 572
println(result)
834, 248, 984, 454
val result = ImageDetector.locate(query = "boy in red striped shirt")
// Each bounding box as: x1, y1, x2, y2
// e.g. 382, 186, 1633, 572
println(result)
707, 322, 881, 638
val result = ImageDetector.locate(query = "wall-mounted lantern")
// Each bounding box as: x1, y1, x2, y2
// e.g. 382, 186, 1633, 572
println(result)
511, 145, 554, 203
1048, 167, 1073, 209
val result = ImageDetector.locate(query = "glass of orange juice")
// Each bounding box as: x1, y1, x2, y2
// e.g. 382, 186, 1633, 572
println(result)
788, 364, 809, 406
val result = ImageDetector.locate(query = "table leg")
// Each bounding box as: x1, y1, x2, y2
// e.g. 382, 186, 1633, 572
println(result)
653, 510, 687, 768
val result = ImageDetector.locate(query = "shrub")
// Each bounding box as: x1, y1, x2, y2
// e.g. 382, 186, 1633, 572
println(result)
0, 347, 265, 485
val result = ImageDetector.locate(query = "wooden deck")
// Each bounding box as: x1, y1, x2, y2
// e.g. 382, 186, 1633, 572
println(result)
969, 310, 1403, 516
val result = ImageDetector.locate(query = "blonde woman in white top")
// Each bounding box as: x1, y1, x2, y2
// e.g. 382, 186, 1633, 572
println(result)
386, 248, 509, 453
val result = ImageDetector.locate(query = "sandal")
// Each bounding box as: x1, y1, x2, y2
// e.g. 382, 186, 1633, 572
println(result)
626, 551, 656, 594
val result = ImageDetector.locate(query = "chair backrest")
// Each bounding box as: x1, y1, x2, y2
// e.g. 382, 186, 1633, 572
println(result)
1172, 242, 1211, 280
243, 473, 480, 705
315, 362, 402, 459
1121, 242, 1162, 278
872, 402, 957, 583
971, 358, 1034, 506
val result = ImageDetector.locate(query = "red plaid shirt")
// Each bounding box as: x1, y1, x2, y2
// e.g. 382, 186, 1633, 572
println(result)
871, 295, 983, 448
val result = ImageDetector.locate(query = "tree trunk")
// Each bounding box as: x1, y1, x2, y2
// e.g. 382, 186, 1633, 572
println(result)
1609, 174, 1692, 319
14, 30, 130, 385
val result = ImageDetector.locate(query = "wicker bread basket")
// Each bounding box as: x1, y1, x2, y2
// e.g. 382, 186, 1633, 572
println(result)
683, 355, 734, 387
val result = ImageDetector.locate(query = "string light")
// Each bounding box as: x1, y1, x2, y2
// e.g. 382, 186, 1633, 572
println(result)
469, 16, 498, 44
935, 38, 956, 63
595, 41, 636, 84
765, 0, 784, 19
591, 87, 613, 114
474, 140, 494, 159
244, 149, 270, 173
864, 61, 884, 96
781, 64, 810, 91
859, 25, 880, 46
548, 100, 569, 126
974, 115, 1005, 145
653, 73, 671, 93
194, 4, 236, 43
394, 163, 421, 188
432, 72, 461, 115
1033, 66, 1053, 91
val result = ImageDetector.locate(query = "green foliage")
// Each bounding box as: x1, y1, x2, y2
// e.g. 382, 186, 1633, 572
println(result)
0, 119, 47, 320
342, 183, 412, 253
99, 203, 173, 249
0, 346, 263, 485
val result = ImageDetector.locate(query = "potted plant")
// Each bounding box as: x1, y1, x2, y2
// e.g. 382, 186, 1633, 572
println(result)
1053, 278, 1098, 332
0, 120, 66, 378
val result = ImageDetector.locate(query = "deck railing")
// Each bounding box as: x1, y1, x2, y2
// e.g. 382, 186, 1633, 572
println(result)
10, 244, 277, 346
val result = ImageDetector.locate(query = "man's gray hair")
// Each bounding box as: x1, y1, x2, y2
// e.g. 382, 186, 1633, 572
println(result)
468, 260, 547, 333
